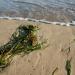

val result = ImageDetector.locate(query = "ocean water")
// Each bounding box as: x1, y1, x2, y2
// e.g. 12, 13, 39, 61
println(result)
0, 0, 75, 22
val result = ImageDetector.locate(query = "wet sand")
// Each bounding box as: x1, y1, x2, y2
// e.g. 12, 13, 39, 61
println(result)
0, 19, 75, 75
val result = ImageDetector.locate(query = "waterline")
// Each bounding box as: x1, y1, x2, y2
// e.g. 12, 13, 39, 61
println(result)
0, 16, 75, 26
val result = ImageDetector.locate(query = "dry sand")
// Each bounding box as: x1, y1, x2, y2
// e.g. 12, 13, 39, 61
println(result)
0, 19, 75, 75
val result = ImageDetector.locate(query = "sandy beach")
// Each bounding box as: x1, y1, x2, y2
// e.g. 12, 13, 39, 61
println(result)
0, 19, 75, 75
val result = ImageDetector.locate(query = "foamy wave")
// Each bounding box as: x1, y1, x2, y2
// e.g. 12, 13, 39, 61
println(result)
0, 16, 75, 26
0, 16, 25, 20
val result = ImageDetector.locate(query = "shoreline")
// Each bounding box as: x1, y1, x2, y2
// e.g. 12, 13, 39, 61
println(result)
0, 16, 75, 26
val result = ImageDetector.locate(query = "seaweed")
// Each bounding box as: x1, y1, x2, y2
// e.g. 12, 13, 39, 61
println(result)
65, 59, 71, 75
0, 24, 45, 69
52, 67, 58, 75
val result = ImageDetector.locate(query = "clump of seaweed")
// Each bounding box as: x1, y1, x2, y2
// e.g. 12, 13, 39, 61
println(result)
0, 24, 45, 70
65, 59, 71, 75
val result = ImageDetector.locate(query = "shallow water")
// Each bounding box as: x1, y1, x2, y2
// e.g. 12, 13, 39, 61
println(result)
0, 0, 75, 22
